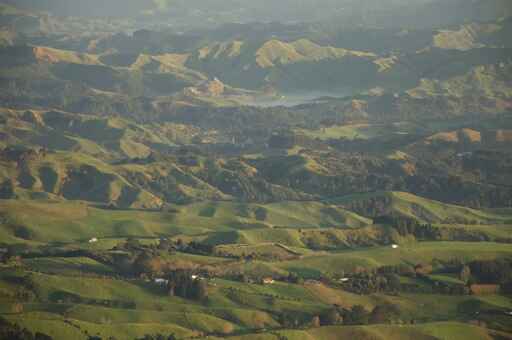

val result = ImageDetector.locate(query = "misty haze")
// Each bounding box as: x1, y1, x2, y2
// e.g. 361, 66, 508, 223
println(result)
0, 1, 512, 340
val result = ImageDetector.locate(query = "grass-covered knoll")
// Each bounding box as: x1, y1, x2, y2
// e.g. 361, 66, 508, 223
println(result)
202, 229, 305, 248
23, 257, 115, 276
303, 282, 376, 309
62, 305, 239, 335
252, 201, 371, 228
205, 225, 399, 251
204, 278, 327, 318
212, 278, 320, 304
166, 199, 370, 232
333, 191, 512, 224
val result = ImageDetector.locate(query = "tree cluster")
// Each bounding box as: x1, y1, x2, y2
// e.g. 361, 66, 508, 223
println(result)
167, 270, 208, 301
340, 272, 401, 294
376, 215, 491, 242
469, 258, 512, 288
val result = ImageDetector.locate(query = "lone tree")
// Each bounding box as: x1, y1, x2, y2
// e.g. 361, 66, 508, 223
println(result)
345, 305, 370, 325
370, 303, 401, 324
311, 315, 321, 328
460, 265, 471, 283
321, 308, 342, 326
192, 279, 208, 301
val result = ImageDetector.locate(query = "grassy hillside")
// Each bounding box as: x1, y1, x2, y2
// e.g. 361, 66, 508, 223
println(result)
0, 199, 374, 244
333, 191, 512, 224
2, 188, 511, 245
278, 242, 512, 276
0, 150, 164, 209
5, 259, 511, 340
2, 195, 511, 339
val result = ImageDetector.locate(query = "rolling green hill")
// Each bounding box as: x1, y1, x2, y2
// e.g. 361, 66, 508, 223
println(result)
0, 199, 374, 244
333, 191, 512, 224
1, 191, 511, 247
278, 242, 512, 276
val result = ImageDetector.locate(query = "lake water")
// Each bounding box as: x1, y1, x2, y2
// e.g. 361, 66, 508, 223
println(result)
243, 90, 353, 108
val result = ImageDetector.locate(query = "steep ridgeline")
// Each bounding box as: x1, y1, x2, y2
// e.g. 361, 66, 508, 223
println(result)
186, 38, 378, 91
0, 44, 206, 106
